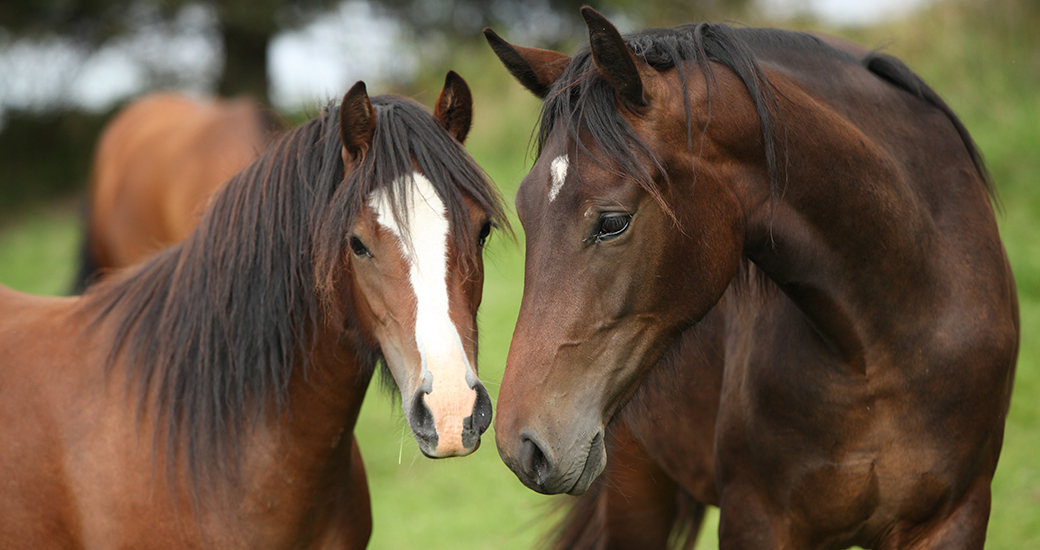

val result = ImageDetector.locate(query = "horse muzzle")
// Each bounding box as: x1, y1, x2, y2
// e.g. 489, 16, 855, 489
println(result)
498, 424, 606, 495
407, 381, 492, 458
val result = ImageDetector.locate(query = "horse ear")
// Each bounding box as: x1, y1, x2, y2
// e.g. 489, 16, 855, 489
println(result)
434, 70, 473, 143
581, 7, 648, 109
340, 80, 375, 164
483, 28, 570, 99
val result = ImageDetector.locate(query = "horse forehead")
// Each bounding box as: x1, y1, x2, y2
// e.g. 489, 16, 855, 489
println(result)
519, 146, 574, 212
369, 172, 448, 243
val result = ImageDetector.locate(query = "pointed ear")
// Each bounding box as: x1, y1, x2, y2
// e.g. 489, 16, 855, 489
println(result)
434, 70, 473, 143
581, 7, 648, 109
340, 80, 375, 164
484, 27, 570, 99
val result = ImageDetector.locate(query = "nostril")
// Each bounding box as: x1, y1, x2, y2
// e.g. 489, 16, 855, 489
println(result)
474, 385, 493, 433
520, 436, 550, 485
461, 384, 493, 450
409, 391, 438, 450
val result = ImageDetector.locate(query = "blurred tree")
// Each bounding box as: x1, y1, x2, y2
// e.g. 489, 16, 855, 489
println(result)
0, 0, 340, 106
0, 0, 754, 107
0, 0, 334, 207
373, 0, 752, 48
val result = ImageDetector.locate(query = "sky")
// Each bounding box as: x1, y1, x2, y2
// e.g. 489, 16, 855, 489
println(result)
0, 0, 933, 119
761, 0, 932, 25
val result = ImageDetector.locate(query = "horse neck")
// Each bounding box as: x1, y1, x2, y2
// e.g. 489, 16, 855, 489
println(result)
229, 317, 374, 539
248, 314, 372, 476
734, 77, 1010, 369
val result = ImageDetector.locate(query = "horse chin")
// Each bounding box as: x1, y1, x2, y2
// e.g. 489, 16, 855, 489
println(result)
566, 431, 606, 495
416, 441, 440, 459
415, 437, 482, 459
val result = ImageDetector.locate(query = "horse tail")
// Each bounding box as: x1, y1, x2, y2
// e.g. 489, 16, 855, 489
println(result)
68, 198, 100, 295
543, 475, 707, 550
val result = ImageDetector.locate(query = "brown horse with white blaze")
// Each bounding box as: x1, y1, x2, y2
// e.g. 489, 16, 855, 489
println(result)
0, 72, 505, 548
488, 8, 1018, 550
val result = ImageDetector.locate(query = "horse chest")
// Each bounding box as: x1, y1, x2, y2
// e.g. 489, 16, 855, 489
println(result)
717, 295, 993, 545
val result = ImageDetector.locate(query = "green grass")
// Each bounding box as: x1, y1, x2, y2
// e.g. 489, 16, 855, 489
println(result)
1, 1, 1037, 547
0, 199, 81, 295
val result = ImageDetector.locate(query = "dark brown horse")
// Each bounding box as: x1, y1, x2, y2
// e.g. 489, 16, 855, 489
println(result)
75, 93, 273, 290
0, 72, 505, 548
487, 8, 1018, 549
545, 33, 880, 550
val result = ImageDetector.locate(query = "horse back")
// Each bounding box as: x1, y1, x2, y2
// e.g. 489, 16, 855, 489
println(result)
86, 93, 268, 271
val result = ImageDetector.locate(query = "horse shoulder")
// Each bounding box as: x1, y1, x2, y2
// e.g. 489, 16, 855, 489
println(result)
0, 289, 101, 544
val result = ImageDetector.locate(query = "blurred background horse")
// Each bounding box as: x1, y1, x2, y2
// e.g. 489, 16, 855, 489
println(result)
73, 92, 275, 291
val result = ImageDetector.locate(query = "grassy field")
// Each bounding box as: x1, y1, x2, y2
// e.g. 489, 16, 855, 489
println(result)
0, 1, 1036, 548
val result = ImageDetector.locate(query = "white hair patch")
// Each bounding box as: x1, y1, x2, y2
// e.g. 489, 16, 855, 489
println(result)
548, 154, 569, 203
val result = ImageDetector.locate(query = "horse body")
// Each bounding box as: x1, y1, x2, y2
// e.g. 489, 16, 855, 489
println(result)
489, 10, 1017, 549
0, 74, 504, 548
86, 93, 269, 275
713, 46, 1017, 548
0, 287, 370, 548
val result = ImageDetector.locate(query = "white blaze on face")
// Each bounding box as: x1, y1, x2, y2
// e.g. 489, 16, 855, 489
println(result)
370, 172, 476, 455
548, 154, 569, 203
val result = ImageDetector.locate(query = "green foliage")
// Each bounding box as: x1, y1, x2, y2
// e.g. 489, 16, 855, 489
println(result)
0, 108, 112, 213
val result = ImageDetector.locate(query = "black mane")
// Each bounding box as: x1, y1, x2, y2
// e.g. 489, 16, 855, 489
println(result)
81, 95, 506, 497
862, 51, 994, 197
538, 23, 792, 205
538, 23, 992, 203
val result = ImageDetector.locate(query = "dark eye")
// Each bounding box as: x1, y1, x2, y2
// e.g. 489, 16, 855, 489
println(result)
349, 236, 370, 257
477, 222, 492, 248
590, 213, 632, 243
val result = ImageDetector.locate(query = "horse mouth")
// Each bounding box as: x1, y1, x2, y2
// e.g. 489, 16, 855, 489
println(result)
566, 431, 606, 495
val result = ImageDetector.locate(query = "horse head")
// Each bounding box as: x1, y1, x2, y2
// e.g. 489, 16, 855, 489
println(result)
335, 73, 498, 458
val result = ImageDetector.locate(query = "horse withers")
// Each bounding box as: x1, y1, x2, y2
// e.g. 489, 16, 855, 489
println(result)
0, 72, 505, 548
488, 9, 1018, 550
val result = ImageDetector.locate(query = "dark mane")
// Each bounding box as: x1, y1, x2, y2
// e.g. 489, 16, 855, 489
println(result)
538, 23, 993, 204
862, 51, 994, 198
538, 23, 791, 205
80, 95, 506, 497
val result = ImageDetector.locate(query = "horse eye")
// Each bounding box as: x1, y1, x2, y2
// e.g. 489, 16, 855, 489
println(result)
349, 236, 371, 258
593, 213, 632, 242
477, 222, 492, 248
